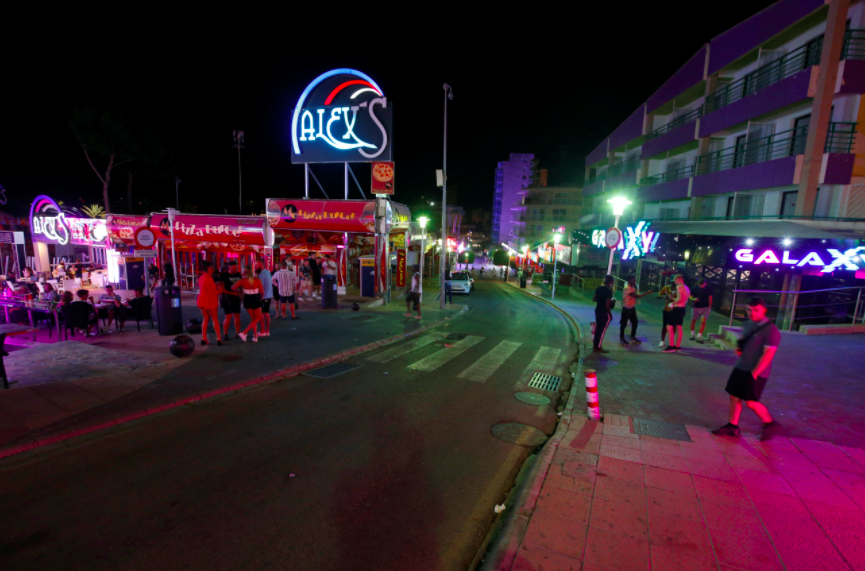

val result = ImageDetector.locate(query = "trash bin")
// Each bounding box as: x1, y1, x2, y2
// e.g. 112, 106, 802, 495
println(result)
520, 275, 527, 289
321, 275, 338, 309
155, 285, 183, 336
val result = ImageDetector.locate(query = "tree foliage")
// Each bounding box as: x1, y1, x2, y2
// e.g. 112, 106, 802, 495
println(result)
492, 249, 510, 266
458, 251, 475, 264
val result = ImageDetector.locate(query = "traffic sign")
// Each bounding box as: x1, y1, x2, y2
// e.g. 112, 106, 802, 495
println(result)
134, 249, 157, 258
134, 227, 156, 249
604, 227, 622, 249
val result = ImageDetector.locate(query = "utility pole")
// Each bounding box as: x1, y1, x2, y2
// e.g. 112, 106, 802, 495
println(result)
175, 176, 181, 210
441, 84, 453, 310
232, 130, 245, 214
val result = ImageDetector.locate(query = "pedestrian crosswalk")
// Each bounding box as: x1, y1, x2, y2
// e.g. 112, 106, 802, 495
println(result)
366, 333, 562, 385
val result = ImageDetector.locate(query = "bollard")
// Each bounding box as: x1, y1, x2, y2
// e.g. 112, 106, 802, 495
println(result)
585, 369, 600, 421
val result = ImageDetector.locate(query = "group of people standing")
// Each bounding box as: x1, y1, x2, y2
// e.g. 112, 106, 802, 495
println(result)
195, 254, 337, 345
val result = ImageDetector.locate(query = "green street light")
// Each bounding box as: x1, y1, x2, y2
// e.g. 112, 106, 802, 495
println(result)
417, 216, 429, 299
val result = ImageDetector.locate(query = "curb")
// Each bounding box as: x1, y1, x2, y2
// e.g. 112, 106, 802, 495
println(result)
479, 283, 586, 571
0, 305, 470, 461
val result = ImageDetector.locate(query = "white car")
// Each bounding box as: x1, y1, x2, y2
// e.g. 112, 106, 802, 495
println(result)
448, 271, 472, 294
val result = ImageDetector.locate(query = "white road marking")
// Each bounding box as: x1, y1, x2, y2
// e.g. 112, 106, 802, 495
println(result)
366, 332, 448, 363
457, 340, 522, 383
408, 335, 484, 372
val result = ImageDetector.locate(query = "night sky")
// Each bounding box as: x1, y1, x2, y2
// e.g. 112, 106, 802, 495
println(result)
4, 2, 776, 219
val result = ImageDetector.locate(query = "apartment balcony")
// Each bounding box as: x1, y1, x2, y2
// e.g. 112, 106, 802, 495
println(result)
583, 172, 606, 196
638, 166, 694, 201
522, 197, 582, 206
691, 122, 855, 196
642, 107, 701, 159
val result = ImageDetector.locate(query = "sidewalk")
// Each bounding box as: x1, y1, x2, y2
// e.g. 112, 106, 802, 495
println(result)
492, 282, 865, 571
0, 292, 466, 453
509, 414, 865, 571
507, 281, 865, 448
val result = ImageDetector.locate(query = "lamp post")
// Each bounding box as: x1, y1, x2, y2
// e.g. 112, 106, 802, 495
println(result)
441, 83, 453, 310
552, 232, 562, 300
521, 244, 528, 274
606, 197, 632, 276
232, 130, 244, 214
418, 216, 429, 301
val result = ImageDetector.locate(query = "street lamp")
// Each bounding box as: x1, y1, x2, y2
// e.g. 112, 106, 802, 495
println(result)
441, 83, 453, 310
552, 232, 562, 300
418, 216, 429, 301
232, 130, 245, 214
606, 196, 632, 276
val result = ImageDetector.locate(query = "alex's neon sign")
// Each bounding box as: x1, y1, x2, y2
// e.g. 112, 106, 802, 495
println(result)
291, 69, 392, 163
592, 221, 660, 260
733, 246, 865, 273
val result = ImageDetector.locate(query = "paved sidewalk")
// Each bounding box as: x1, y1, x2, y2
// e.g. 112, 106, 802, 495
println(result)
508, 413, 865, 571
0, 293, 465, 451
507, 281, 865, 448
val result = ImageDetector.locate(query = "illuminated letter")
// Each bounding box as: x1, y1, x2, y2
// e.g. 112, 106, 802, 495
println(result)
782, 251, 799, 265
326, 108, 343, 147
797, 252, 826, 267
754, 250, 780, 265
300, 110, 315, 141
641, 231, 654, 255
358, 98, 388, 159
342, 107, 358, 140
735, 249, 754, 262
822, 247, 865, 272
316, 109, 325, 140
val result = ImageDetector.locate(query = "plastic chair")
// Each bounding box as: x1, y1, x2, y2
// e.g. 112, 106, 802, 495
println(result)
60, 303, 98, 340
125, 297, 155, 332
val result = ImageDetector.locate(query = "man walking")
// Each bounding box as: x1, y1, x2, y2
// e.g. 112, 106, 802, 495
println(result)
197, 261, 223, 346
689, 278, 713, 342
592, 275, 614, 353
662, 274, 690, 353
256, 259, 273, 337
308, 254, 321, 300
619, 275, 652, 345
712, 298, 781, 440
657, 282, 675, 348
404, 266, 422, 320
272, 261, 299, 320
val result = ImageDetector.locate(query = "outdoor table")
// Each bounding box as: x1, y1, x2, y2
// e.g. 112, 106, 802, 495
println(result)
0, 298, 61, 341
0, 323, 37, 389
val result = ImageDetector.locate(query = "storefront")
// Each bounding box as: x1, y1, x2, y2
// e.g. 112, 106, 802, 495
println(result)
29, 195, 108, 276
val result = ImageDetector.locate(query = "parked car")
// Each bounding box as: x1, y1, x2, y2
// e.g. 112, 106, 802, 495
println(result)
448, 271, 472, 294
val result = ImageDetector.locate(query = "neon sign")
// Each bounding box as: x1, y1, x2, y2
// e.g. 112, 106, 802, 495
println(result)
291, 69, 393, 164
30, 195, 107, 246
732, 246, 865, 273
591, 221, 660, 260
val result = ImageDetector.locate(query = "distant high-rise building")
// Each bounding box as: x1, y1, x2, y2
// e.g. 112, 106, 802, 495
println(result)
492, 153, 535, 244
538, 169, 549, 187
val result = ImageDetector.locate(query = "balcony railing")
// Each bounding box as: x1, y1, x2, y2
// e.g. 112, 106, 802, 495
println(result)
842, 29, 865, 60
523, 197, 582, 205
606, 158, 641, 178
640, 164, 696, 186
646, 107, 703, 140
705, 37, 823, 114
694, 122, 856, 176
585, 171, 607, 185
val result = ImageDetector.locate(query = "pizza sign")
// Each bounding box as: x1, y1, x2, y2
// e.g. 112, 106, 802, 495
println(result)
371, 161, 395, 195
291, 69, 393, 164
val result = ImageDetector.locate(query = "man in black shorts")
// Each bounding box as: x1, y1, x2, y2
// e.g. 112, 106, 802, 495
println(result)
220, 261, 242, 340
591, 275, 614, 353
662, 274, 689, 353
308, 254, 321, 300
713, 297, 781, 441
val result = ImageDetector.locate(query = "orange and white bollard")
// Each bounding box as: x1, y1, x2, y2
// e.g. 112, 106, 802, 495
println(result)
585, 369, 600, 421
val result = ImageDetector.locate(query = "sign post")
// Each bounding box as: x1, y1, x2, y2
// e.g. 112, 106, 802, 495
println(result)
605, 226, 622, 276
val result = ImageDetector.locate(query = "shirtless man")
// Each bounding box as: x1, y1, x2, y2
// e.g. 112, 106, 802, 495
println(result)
662, 275, 690, 353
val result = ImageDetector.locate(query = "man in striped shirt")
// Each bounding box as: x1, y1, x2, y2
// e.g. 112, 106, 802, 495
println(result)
272, 261, 299, 320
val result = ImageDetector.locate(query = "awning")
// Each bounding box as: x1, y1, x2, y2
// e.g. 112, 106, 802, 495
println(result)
649, 219, 865, 240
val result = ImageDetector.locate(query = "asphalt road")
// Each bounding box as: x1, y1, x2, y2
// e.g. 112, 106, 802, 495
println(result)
0, 278, 574, 571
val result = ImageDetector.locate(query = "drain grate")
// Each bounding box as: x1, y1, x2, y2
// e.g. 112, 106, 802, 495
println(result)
514, 392, 552, 405
632, 418, 692, 442
528, 372, 562, 392
305, 361, 363, 378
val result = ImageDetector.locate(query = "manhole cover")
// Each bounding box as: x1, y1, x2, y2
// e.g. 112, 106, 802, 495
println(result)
632, 418, 692, 442
527, 372, 562, 392
446, 333, 467, 340
514, 392, 551, 405
216, 355, 244, 362
491, 423, 548, 447
305, 362, 362, 378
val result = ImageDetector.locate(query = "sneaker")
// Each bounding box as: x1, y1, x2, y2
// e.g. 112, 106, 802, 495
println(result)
224, 335, 231, 341
696, 338, 705, 344
658, 340, 666, 348
252, 335, 259, 342
630, 337, 642, 345
689, 333, 696, 340
760, 421, 781, 441
238, 332, 247, 342
592, 347, 610, 354
217, 340, 223, 346
662, 345, 678, 353
619, 338, 629, 345
291, 317, 300, 320
712, 423, 741, 437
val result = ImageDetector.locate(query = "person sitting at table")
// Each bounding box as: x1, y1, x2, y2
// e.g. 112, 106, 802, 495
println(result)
97, 284, 123, 331
22, 268, 34, 280
59, 291, 74, 306
41, 283, 60, 303
69, 289, 98, 335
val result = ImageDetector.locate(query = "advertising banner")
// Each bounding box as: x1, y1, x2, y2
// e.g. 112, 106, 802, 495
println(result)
371, 161, 395, 195
30, 195, 107, 246
728, 244, 865, 274
266, 199, 377, 234
150, 214, 267, 246
396, 248, 406, 288
106, 214, 150, 244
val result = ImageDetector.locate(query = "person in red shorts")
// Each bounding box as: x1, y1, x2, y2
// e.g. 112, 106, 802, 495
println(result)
197, 261, 223, 346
